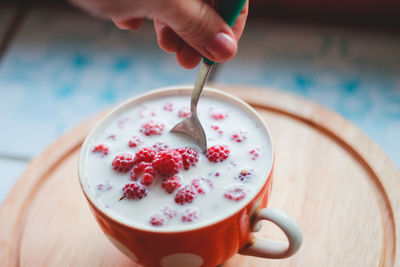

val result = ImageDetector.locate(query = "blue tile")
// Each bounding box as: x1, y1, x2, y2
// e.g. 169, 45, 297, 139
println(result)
216, 21, 400, 169
0, 7, 197, 158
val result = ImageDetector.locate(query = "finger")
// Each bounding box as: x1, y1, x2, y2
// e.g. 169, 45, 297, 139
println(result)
176, 43, 202, 69
154, 19, 182, 53
157, 0, 238, 63
112, 17, 143, 30
231, 0, 249, 41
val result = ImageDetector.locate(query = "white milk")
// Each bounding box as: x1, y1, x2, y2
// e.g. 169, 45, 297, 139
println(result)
81, 92, 272, 232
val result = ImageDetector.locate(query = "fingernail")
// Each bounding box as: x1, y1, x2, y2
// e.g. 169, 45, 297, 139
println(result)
205, 32, 236, 60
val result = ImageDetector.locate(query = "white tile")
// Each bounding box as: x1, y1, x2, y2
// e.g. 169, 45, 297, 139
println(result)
0, 158, 27, 204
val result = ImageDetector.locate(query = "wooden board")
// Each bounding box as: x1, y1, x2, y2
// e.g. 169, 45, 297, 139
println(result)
0, 85, 399, 267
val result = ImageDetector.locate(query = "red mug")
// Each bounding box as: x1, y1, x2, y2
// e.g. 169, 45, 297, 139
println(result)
78, 87, 302, 267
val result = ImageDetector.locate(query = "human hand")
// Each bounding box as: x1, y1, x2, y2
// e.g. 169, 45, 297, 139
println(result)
70, 0, 248, 69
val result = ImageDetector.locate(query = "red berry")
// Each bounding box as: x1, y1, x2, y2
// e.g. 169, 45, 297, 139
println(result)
191, 178, 213, 195
178, 107, 191, 118
132, 162, 149, 179
141, 173, 155, 186
128, 136, 141, 148
237, 169, 255, 182
121, 182, 148, 200
112, 153, 135, 172
224, 185, 249, 201
181, 207, 200, 222
134, 147, 157, 164
231, 130, 247, 143
107, 134, 116, 140
131, 162, 156, 186
161, 176, 182, 194
152, 142, 169, 152
211, 125, 223, 136
175, 185, 196, 205
140, 120, 165, 136
249, 148, 260, 160
152, 149, 183, 177
206, 145, 230, 163
92, 144, 109, 156
97, 182, 112, 192
150, 213, 165, 226
163, 102, 173, 111
176, 147, 199, 170
162, 206, 177, 219
210, 110, 228, 120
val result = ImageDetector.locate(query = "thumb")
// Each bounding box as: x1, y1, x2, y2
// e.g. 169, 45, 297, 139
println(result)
155, 0, 237, 62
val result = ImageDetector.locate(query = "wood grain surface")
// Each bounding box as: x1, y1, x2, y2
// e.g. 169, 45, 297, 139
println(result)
0, 85, 399, 267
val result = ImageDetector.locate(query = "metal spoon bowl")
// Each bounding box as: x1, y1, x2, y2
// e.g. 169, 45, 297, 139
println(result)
170, 60, 212, 152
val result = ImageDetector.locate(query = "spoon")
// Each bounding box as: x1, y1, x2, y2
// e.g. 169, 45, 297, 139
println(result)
171, 0, 247, 152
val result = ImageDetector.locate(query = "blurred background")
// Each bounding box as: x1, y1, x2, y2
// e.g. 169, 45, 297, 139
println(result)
0, 0, 399, 203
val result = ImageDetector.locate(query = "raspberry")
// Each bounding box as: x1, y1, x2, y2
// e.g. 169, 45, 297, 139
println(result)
140, 120, 165, 136
107, 134, 116, 140
175, 185, 196, 205
206, 145, 230, 163
163, 102, 173, 111
112, 153, 135, 172
180, 207, 200, 222
231, 130, 247, 143
150, 213, 165, 226
152, 149, 183, 176
208, 171, 220, 177
237, 169, 255, 182
191, 178, 213, 195
224, 185, 249, 201
128, 136, 141, 148
134, 147, 157, 164
121, 182, 148, 200
178, 107, 191, 118
162, 205, 177, 219
249, 148, 260, 160
131, 162, 156, 186
153, 142, 169, 152
211, 125, 223, 136
176, 147, 199, 170
141, 173, 155, 186
92, 144, 109, 156
97, 181, 112, 192
132, 162, 151, 177
210, 110, 228, 120
161, 175, 182, 194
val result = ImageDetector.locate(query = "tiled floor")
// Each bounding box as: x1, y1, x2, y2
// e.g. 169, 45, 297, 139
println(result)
0, 6, 399, 205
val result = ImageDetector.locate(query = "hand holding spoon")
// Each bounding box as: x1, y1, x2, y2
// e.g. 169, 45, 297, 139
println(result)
171, 0, 247, 152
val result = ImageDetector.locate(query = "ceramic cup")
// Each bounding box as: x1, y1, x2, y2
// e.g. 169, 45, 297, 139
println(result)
78, 86, 302, 267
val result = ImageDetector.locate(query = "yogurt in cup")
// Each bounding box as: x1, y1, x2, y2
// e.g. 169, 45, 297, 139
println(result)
78, 86, 302, 267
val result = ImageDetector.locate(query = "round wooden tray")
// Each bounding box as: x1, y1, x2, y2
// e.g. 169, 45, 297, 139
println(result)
0, 85, 399, 266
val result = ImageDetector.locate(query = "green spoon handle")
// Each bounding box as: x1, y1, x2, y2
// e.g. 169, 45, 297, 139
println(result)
203, 0, 247, 65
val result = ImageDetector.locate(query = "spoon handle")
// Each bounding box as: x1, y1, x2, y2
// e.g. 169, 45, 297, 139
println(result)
190, 61, 212, 114
203, 0, 247, 65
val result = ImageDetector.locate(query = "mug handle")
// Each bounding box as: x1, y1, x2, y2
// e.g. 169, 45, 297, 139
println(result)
239, 208, 303, 259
